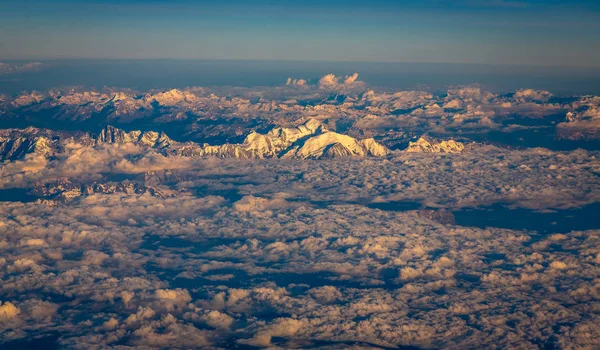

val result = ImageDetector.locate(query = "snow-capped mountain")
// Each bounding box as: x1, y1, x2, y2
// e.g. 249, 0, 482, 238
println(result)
280, 130, 389, 159
0, 119, 391, 161
30, 178, 172, 202
199, 119, 389, 159
3, 84, 599, 148
405, 136, 465, 153
97, 125, 173, 148
0, 127, 65, 161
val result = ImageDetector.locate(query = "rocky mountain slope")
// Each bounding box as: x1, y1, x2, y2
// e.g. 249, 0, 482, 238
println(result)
405, 136, 465, 153
200, 119, 390, 159
1, 119, 398, 161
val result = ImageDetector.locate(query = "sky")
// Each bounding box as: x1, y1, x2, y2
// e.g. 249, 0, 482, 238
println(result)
0, 0, 599, 67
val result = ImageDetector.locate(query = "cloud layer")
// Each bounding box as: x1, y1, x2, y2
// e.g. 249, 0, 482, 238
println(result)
1, 78, 599, 348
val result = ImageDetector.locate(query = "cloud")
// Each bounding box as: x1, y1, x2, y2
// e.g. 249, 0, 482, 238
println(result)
240, 317, 306, 347
557, 97, 600, 140
0, 301, 20, 320
20, 299, 58, 322
0, 62, 44, 75
188, 310, 235, 330
1, 82, 596, 149
513, 88, 552, 103
0, 82, 599, 348
318, 73, 339, 89
317, 73, 364, 90
285, 77, 307, 87
0, 183, 598, 347
343, 72, 360, 85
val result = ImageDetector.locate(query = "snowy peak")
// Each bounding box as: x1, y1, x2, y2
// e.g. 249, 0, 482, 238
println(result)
12, 92, 45, 107
30, 136, 53, 156
0, 120, 388, 161
0, 129, 57, 161
266, 118, 327, 144
96, 126, 172, 148
281, 131, 389, 159
201, 118, 389, 159
233, 118, 330, 157
242, 132, 281, 157
145, 89, 199, 106
405, 136, 464, 153
358, 138, 390, 157
96, 125, 136, 144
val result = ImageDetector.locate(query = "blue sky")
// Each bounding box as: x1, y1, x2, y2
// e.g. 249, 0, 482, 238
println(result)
1, 0, 599, 67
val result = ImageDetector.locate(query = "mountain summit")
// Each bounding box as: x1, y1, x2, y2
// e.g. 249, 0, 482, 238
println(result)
201, 119, 390, 159
0, 120, 391, 161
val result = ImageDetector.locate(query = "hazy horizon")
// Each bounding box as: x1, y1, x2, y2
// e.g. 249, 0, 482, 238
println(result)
2, 59, 600, 96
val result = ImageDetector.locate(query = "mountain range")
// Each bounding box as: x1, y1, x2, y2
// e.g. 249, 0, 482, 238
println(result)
3, 86, 599, 149
0, 119, 467, 162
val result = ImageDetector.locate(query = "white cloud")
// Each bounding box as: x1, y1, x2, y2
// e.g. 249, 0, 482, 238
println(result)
0, 82, 599, 348
0, 301, 20, 320
285, 77, 307, 87
318, 73, 363, 90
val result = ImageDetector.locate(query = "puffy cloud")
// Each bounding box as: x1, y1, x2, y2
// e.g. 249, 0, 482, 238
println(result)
0, 183, 597, 347
318, 73, 339, 89
102, 317, 119, 330
155, 289, 191, 302
557, 98, 600, 140
129, 316, 210, 348
513, 88, 552, 103
318, 73, 363, 90
124, 306, 156, 326
0, 301, 20, 320
285, 77, 307, 87
549, 261, 568, 270
0, 82, 599, 348
19, 300, 58, 322
197, 310, 235, 329
343, 72, 359, 85
241, 317, 306, 347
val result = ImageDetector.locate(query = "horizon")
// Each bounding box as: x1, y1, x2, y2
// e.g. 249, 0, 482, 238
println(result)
4, 57, 600, 70
3, 59, 600, 96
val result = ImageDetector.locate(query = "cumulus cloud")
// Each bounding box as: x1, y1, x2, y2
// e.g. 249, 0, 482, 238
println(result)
343, 72, 359, 85
318, 73, 363, 90
0, 82, 599, 348
285, 77, 307, 87
513, 88, 553, 103
0, 301, 20, 320
0, 180, 598, 347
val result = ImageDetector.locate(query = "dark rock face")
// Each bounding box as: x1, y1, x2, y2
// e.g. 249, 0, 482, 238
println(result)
96, 125, 132, 144
0, 125, 175, 161
1, 121, 389, 162
0, 128, 92, 161
0, 128, 61, 161
30, 178, 170, 201
322, 143, 354, 158
143, 170, 192, 186
96, 125, 173, 148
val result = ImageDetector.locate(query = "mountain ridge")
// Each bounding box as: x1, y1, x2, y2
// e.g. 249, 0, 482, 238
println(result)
0, 119, 404, 161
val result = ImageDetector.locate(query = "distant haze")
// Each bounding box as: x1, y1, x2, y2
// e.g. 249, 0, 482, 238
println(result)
1, 60, 600, 96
